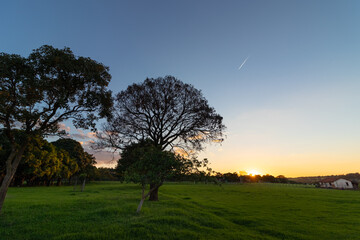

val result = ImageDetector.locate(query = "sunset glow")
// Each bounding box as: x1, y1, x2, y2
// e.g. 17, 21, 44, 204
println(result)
4, 1, 358, 179
247, 170, 261, 176
1, 1, 360, 239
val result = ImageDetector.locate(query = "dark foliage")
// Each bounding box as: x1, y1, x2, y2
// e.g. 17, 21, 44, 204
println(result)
0, 131, 96, 186
117, 139, 193, 211
92, 167, 119, 181
0, 45, 112, 212
52, 138, 96, 174
98, 76, 225, 152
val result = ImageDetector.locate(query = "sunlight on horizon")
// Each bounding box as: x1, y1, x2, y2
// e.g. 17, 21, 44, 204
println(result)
10, 0, 358, 179
246, 170, 262, 176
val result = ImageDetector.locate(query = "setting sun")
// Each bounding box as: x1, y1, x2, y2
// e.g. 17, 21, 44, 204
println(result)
247, 170, 262, 176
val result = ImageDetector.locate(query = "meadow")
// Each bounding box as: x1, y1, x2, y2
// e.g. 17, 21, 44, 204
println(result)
0, 182, 359, 240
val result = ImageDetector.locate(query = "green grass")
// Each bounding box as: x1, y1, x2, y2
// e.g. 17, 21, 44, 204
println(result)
0, 182, 359, 240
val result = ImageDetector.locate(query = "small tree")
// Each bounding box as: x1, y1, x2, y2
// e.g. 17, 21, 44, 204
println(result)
117, 140, 191, 212
0, 45, 112, 213
99, 76, 225, 200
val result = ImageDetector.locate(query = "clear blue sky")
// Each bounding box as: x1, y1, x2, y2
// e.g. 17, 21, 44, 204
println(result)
1, 0, 360, 176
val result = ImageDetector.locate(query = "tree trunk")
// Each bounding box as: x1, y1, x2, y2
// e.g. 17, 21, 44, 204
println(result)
137, 186, 146, 213
137, 197, 145, 213
81, 178, 86, 192
149, 183, 160, 201
0, 144, 27, 214
0, 173, 13, 213
137, 183, 163, 212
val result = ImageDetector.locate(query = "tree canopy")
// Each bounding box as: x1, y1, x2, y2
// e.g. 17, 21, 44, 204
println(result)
99, 76, 225, 153
0, 45, 112, 213
0, 45, 112, 136
117, 140, 191, 185
52, 138, 95, 174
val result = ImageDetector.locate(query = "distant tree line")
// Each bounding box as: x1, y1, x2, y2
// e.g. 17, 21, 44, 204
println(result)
96, 162, 295, 185
0, 130, 96, 187
165, 171, 295, 184
290, 172, 360, 184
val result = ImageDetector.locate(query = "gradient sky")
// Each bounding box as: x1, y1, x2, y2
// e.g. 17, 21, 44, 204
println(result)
1, 0, 360, 177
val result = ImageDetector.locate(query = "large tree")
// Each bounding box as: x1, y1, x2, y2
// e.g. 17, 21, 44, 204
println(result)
99, 76, 225, 200
0, 45, 112, 213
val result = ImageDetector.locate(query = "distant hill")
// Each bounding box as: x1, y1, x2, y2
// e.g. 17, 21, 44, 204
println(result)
289, 173, 360, 184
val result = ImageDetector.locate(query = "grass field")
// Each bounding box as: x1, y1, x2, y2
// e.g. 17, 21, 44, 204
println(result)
0, 182, 359, 240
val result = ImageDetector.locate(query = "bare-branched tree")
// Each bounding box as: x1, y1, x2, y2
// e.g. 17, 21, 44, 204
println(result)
98, 76, 225, 201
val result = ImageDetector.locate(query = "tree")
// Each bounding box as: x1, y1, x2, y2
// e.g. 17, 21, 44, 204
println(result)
223, 172, 240, 182
99, 76, 225, 200
52, 139, 93, 173
0, 129, 27, 185
0, 130, 78, 186
276, 175, 288, 183
261, 174, 276, 183
0, 45, 112, 213
52, 138, 96, 191
25, 139, 62, 186
55, 148, 78, 186
117, 140, 191, 212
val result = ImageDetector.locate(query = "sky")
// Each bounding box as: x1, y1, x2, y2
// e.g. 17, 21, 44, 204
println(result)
1, 0, 360, 177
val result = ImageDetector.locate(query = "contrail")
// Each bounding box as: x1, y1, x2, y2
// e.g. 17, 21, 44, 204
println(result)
238, 56, 249, 70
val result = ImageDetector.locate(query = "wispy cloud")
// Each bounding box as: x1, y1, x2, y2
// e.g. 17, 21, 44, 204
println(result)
69, 129, 97, 140
238, 56, 249, 70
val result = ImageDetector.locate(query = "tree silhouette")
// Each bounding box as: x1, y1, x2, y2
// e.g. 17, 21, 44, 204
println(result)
98, 76, 225, 200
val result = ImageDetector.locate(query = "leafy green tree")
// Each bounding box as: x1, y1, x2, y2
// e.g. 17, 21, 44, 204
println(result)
52, 139, 91, 173
52, 138, 96, 190
55, 149, 78, 186
31, 140, 62, 186
0, 130, 78, 186
0, 45, 112, 213
117, 140, 192, 212
17, 135, 59, 186
99, 76, 225, 200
